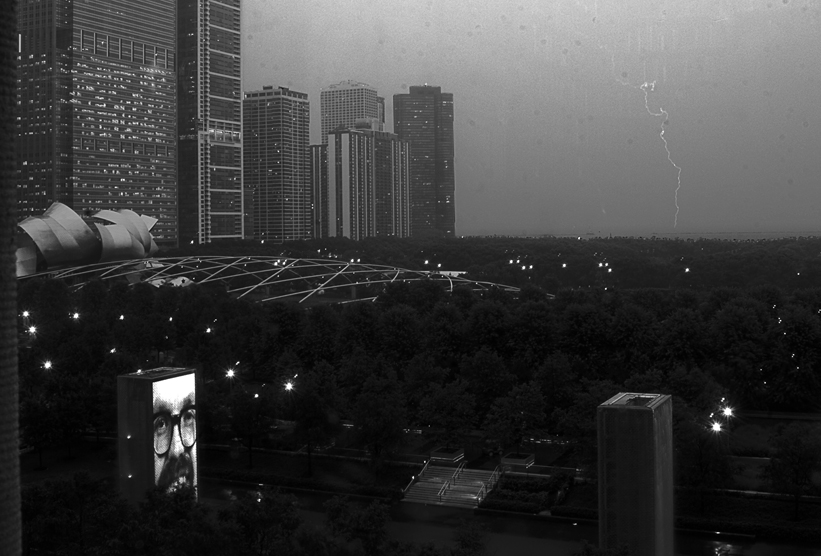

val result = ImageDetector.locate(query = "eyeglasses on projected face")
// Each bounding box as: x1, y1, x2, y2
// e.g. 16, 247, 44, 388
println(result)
153, 406, 197, 456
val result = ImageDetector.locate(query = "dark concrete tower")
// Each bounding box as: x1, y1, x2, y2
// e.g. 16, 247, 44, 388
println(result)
393, 85, 455, 238
598, 392, 674, 556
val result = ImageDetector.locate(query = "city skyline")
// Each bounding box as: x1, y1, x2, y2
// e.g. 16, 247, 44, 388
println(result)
15, 0, 820, 243
16, 0, 178, 246
241, 0, 821, 238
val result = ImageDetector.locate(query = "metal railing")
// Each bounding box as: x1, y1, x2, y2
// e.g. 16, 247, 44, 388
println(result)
472, 465, 503, 505
402, 459, 431, 493
451, 460, 466, 484
488, 464, 502, 490
438, 480, 450, 502
477, 482, 486, 502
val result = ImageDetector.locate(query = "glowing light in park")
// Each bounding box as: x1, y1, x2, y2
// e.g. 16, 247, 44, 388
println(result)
711, 422, 722, 433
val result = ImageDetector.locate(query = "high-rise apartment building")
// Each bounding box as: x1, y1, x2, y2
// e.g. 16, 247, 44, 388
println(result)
320, 80, 384, 145
178, 0, 243, 244
324, 127, 410, 240
243, 86, 311, 242
310, 144, 328, 239
598, 392, 674, 556
17, 0, 178, 246
393, 85, 455, 238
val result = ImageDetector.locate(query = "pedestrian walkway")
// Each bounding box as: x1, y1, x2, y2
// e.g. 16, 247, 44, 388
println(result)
403, 463, 501, 509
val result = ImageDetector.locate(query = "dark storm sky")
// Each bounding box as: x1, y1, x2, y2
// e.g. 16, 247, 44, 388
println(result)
241, 0, 821, 237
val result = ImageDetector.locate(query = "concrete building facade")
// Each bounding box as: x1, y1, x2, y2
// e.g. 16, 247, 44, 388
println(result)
16, 0, 178, 246
243, 86, 311, 241
320, 80, 384, 145
597, 392, 674, 556
324, 127, 410, 240
310, 144, 328, 239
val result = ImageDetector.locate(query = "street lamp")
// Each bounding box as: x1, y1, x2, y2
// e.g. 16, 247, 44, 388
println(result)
226, 368, 236, 392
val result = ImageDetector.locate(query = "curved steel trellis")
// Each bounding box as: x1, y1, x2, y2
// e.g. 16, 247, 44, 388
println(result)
19, 256, 521, 305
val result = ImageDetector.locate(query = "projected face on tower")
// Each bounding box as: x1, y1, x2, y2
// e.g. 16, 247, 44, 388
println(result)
152, 373, 197, 492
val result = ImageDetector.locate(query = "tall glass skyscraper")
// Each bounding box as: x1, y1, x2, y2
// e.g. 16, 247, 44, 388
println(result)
320, 80, 384, 145
393, 85, 455, 238
243, 86, 311, 242
177, 0, 242, 244
17, 0, 178, 246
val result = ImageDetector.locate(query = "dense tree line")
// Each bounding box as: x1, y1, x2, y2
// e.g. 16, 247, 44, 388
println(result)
18, 273, 821, 484
166, 235, 821, 292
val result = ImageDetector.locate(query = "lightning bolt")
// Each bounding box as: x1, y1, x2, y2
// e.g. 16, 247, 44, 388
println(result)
640, 81, 683, 227
609, 54, 683, 227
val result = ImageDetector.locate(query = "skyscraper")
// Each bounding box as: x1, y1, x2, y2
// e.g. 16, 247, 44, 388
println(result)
320, 80, 384, 145
17, 0, 178, 246
324, 127, 410, 240
598, 392, 674, 556
177, 0, 243, 244
243, 86, 311, 242
393, 85, 455, 238
310, 144, 328, 239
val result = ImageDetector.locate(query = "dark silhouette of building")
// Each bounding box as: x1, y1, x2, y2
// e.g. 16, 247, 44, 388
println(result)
598, 392, 674, 556
2, 1, 22, 549
16, 0, 178, 246
177, 0, 242, 244
243, 86, 310, 241
393, 85, 455, 238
